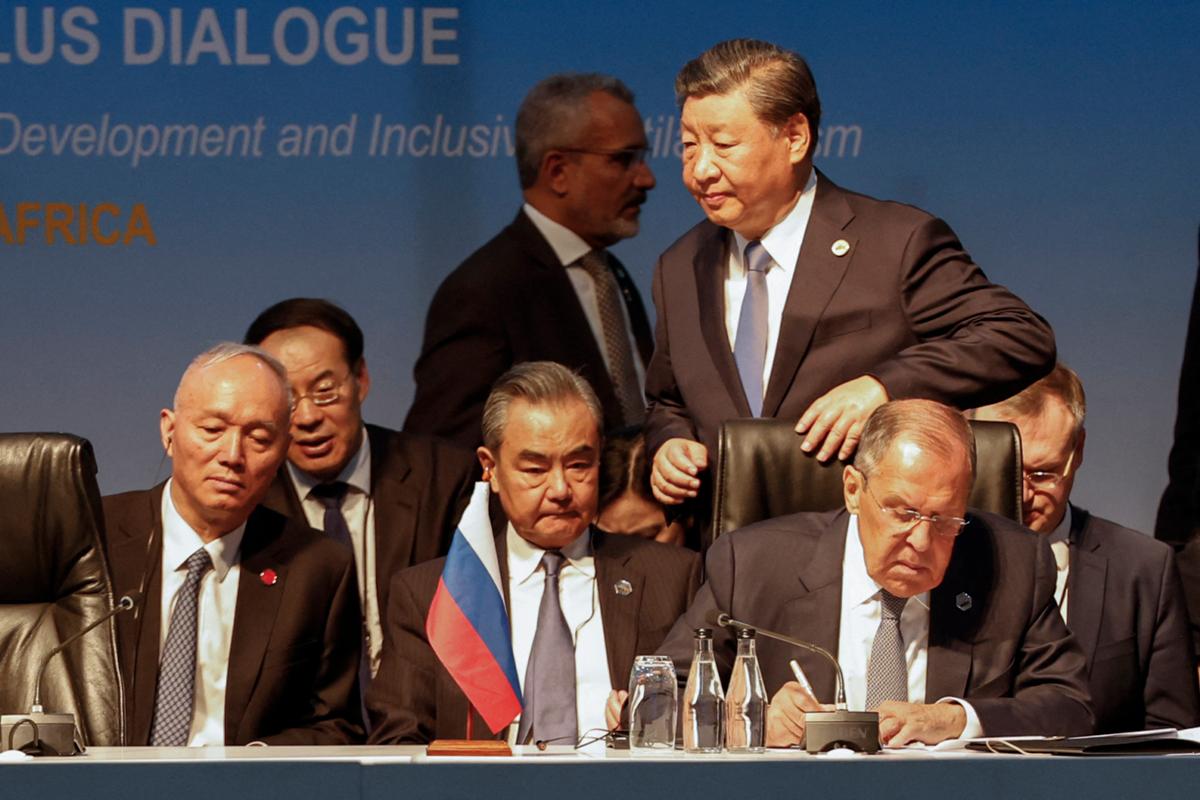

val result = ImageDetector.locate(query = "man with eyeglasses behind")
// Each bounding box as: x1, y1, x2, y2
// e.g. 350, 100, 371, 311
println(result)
245, 298, 479, 712
404, 72, 657, 448
972, 364, 1199, 733
660, 399, 1094, 748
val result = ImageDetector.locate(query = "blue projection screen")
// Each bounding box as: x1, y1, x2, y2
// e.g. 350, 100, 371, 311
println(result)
3, 1, 1198, 534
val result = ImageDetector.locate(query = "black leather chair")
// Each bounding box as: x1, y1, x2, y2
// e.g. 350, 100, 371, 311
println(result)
0, 433, 124, 748
713, 418, 1023, 541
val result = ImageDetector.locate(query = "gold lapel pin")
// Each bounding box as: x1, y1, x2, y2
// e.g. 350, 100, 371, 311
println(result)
614, 579, 633, 596
831, 239, 851, 257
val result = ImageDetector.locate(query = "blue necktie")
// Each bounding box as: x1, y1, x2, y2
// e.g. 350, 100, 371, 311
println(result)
516, 551, 577, 744
150, 547, 213, 746
735, 241, 772, 416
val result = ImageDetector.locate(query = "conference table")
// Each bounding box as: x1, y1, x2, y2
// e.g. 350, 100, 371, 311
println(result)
3, 744, 1199, 799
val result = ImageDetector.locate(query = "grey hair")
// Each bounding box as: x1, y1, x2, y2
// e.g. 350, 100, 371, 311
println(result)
854, 399, 976, 481
174, 342, 293, 411
515, 72, 635, 189
675, 38, 821, 148
481, 361, 603, 452
967, 363, 1087, 437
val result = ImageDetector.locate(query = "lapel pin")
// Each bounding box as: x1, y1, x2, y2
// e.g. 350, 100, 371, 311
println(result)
259, 568, 278, 587
955, 592, 972, 611
831, 239, 851, 257
614, 579, 633, 596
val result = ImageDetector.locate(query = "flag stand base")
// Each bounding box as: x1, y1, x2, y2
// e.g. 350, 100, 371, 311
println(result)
427, 739, 513, 756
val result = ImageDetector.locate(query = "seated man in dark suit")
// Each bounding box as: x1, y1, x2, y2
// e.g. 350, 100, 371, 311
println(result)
404, 73, 657, 448
104, 343, 362, 745
972, 364, 1199, 732
245, 298, 477, 692
661, 399, 1093, 747
368, 361, 701, 744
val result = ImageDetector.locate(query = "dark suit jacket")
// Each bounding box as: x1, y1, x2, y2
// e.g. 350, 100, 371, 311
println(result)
1067, 505, 1199, 732
366, 528, 701, 743
644, 173, 1056, 457
404, 209, 654, 447
261, 423, 477, 630
660, 509, 1094, 737
103, 484, 364, 745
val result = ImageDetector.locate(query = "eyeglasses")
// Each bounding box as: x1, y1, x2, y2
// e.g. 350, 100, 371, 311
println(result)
860, 474, 969, 539
560, 146, 649, 170
293, 373, 353, 407
1023, 447, 1077, 490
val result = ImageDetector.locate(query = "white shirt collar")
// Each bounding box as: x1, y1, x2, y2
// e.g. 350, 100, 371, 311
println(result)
161, 478, 245, 582
287, 425, 372, 500
732, 169, 819, 277
507, 523, 595, 586
844, 513, 930, 611
523, 202, 593, 268
1048, 504, 1072, 545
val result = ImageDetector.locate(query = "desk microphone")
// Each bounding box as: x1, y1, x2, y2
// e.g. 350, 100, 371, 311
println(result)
2, 592, 141, 756
707, 610, 881, 753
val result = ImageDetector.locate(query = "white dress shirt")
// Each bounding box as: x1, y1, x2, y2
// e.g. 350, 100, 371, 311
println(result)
1047, 505, 1073, 622
286, 429, 382, 675
506, 525, 610, 744
159, 480, 244, 746
523, 202, 647, 391
838, 514, 983, 738
725, 170, 818, 392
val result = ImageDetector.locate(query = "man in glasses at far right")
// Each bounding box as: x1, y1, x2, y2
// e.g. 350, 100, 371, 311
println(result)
973, 364, 1199, 733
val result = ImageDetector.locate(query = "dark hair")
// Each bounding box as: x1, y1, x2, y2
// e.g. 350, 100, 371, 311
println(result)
515, 72, 636, 189
675, 38, 821, 149
481, 361, 603, 452
598, 426, 653, 510
244, 298, 364, 369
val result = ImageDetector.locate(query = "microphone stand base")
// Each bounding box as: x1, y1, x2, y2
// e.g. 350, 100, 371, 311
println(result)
1, 713, 80, 756
805, 710, 880, 754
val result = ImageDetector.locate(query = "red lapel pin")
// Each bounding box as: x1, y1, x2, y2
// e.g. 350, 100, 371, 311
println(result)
259, 568, 278, 586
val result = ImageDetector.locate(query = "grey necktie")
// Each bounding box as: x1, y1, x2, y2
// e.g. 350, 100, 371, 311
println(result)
734, 241, 772, 416
577, 250, 645, 425
150, 547, 213, 746
311, 482, 372, 727
515, 551, 577, 744
865, 589, 909, 709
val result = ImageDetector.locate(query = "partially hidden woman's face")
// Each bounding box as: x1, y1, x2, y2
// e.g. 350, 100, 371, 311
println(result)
597, 489, 686, 546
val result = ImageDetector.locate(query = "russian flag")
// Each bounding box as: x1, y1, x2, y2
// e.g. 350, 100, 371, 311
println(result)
426, 481, 523, 734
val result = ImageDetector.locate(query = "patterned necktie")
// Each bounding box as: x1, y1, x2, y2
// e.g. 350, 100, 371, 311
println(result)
516, 550, 577, 744
150, 547, 213, 746
865, 589, 910, 709
735, 241, 772, 416
577, 250, 645, 425
311, 481, 372, 727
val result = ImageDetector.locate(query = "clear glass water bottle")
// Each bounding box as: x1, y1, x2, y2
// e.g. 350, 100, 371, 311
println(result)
725, 626, 767, 753
683, 628, 724, 753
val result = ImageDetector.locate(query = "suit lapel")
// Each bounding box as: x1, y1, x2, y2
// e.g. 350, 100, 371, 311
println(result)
368, 426, 418, 605
512, 211, 623, 420
593, 531, 642, 689
692, 224, 751, 416
109, 486, 166, 745
763, 174, 856, 417
927, 515, 992, 701
224, 508, 289, 742
1066, 506, 1105, 672
779, 515, 848, 702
